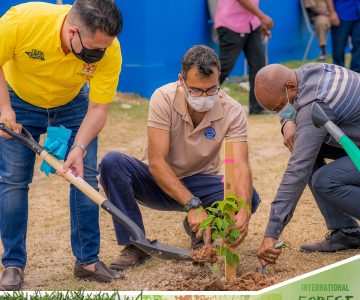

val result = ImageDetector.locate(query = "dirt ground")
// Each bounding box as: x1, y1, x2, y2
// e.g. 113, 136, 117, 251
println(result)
1, 96, 359, 291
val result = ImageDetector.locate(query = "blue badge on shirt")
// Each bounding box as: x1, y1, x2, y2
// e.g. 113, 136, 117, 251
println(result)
204, 127, 216, 140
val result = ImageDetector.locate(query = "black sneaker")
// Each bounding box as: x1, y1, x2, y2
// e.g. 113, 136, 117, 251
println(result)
300, 230, 360, 252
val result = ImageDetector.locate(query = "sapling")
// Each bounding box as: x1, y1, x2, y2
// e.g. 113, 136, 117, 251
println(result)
200, 194, 250, 267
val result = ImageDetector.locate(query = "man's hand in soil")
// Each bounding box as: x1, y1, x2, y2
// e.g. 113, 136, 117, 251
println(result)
63, 147, 85, 178
0, 107, 21, 138
232, 206, 250, 246
187, 207, 211, 244
283, 120, 296, 152
257, 237, 282, 267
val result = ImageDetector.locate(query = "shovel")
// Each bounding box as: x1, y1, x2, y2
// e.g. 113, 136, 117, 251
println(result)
311, 102, 360, 172
0, 123, 193, 262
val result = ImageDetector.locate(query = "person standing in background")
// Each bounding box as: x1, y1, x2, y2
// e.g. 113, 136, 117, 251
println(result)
326, 0, 360, 72
304, 0, 331, 61
214, 0, 274, 115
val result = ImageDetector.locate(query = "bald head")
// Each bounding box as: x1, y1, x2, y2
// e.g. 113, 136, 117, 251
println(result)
255, 64, 298, 112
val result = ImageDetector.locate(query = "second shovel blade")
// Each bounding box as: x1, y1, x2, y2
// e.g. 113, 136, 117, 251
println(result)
131, 238, 194, 262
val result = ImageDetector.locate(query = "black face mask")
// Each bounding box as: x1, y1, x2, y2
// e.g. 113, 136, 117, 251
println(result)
70, 29, 106, 64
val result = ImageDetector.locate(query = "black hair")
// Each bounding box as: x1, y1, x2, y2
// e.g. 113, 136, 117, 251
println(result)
70, 0, 123, 36
181, 45, 221, 79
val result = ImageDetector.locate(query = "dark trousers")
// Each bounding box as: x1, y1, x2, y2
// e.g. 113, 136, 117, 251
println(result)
331, 20, 360, 72
99, 152, 261, 245
217, 26, 265, 114
309, 144, 360, 230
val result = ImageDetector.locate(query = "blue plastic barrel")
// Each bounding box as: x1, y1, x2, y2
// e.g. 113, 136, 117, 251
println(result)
261, 0, 321, 63
115, 0, 211, 98
0, 1, 332, 98
0, 1, 58, 16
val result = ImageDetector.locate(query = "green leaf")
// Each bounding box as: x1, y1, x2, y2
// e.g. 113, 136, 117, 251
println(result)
223, 211, 231, 220
222, 219, 229, 231
200, 215, 214, 230
224, 201, 238, 212
227, 218, 236, 227
224, 248, 233, 265
220, 247, 227, 256
229, 229, 240, 239
211, 200, 222, 208
211, 230, 219, 240
227, 236, 235, 244
233, 253, 240, 265
206, 207, 220, 214
211, 263, 220, 272
225, 194, 238, 202
217, 201, 225, 212
215, 219, 223, 230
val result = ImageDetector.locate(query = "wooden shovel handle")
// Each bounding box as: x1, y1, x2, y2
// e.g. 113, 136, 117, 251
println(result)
40, 151, 106, 206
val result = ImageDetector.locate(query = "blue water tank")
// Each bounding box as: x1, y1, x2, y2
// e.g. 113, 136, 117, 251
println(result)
261, 0, 323, 63
0, 1, 332, 98
115, 0, 211, 98
0, 1, 58, 16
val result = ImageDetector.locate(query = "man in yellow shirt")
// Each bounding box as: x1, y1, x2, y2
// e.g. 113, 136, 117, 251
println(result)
0, 0, 123, 290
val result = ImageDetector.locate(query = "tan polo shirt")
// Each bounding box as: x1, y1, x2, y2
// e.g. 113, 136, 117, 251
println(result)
141, 81, 247, 178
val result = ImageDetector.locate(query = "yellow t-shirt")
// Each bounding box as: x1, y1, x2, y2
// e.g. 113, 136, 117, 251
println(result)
0, 2, 122, 108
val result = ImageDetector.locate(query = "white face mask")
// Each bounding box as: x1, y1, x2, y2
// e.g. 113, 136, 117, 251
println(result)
183, 82, 218, 112
186, 94, 217, 112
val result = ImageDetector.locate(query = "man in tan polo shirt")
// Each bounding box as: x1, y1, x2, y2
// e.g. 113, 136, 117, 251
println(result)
99, 45, 260, 271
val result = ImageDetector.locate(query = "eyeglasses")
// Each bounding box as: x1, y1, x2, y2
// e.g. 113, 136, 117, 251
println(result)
183, 82, 220, 97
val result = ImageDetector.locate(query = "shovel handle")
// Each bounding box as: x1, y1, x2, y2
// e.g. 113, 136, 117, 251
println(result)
339, 135, 360, 172
0, 123, 44, 154
0, 123, 146, 241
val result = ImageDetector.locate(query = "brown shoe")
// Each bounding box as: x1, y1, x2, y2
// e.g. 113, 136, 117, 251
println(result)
110, 245, 150, 271
0, 267, 24, 291
74, 261, 124, 283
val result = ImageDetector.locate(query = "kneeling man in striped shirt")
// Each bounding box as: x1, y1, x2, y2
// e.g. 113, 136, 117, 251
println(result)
254, 63, 360, 268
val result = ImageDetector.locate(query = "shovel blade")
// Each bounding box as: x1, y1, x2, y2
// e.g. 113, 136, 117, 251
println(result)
131, 238, 193, 261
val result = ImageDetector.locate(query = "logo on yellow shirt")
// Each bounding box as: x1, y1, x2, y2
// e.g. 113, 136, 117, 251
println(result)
25, 49, 45, 61
75, 63, 97, 80
81, 63, 97, 74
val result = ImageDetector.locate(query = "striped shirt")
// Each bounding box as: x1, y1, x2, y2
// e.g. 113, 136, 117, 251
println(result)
266, 63, 360, 238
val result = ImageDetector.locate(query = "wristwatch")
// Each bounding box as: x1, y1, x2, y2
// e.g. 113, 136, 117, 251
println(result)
70, 142, 87, 158
183, 197, 202, 212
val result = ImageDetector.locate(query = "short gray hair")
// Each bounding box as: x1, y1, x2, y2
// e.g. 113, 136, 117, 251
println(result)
69, 0, 123, 37
181, 45, 221, 80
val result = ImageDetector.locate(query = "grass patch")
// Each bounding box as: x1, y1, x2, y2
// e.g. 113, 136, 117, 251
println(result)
109, 94, 149, 119
0, 291, 164, 300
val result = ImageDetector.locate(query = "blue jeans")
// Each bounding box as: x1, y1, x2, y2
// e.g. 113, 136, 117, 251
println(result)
331, 19, 360, 72
99, 152, 261, 245
0, 86, 100, 268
